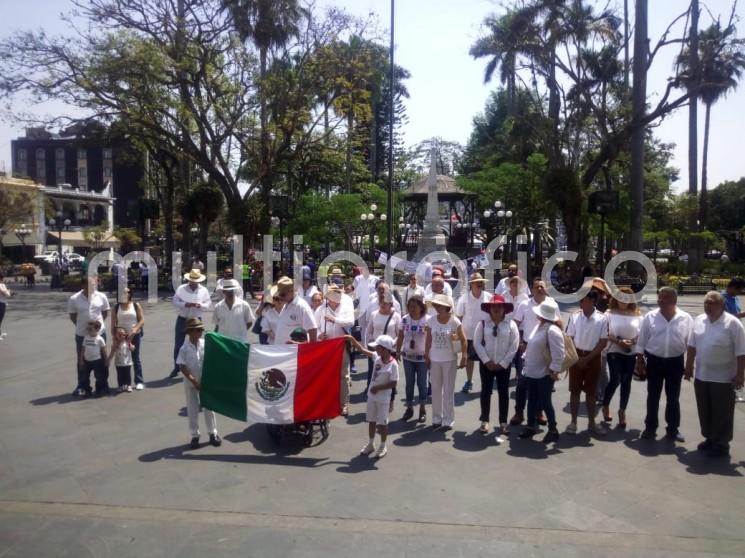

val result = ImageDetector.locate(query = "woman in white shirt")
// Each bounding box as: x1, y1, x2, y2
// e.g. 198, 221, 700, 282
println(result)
601, 287, 641, 428
425, 294, 467, 430
518, 300, 565, 443
474, 295, 519, 435
111, 287, 145, 389
396, 295, 428, 423
365, 294, 401, 390
0, 272, 11, 339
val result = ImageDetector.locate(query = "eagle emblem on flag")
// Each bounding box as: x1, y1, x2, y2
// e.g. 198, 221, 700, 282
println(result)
255, 368, 290, 401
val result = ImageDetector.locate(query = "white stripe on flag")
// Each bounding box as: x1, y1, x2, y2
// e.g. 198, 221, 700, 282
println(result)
246, 344, 298, 424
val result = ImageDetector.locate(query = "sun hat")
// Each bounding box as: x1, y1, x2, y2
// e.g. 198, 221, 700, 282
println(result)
221, 278, 241, 291
269, 285, 279, 299
277, 276, 293, 288
481, 294, 514, 314
369, 334, 396, 352
431, 293, 453, 309
468, 272, 487, 284
532, 300, 561, 323
185, 317, 205, 331
184, 268, 206, 283
329, 267, 345, 276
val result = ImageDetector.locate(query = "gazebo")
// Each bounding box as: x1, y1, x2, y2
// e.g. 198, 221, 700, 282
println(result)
399, 174, 478, 255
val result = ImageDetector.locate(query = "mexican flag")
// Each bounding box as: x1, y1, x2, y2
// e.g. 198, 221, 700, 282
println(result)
200, 333, 345, 424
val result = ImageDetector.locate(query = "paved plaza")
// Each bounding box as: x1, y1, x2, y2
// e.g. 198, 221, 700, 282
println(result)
0, 288, 744, 557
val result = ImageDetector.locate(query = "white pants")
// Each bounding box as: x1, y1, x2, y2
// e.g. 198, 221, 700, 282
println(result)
184, 383, 217, 438
340, 358, 351, 408
430, 360, 457, 427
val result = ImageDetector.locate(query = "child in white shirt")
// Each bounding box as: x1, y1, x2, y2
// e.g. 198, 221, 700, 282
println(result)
349, 334, 399, 459
108, 326, 135, 392
78, 320, 109, 397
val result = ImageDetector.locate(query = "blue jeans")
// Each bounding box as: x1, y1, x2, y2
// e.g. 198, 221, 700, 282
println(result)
173, 316, 187, 369
403, 359, 428, 406
131, 331, 143, 384
526, 375, 557, 430
604, 352, 635, 411
80, 358, 109, 394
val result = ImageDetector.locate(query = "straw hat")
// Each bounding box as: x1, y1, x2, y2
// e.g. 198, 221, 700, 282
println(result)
269, 285, 279, 299
431, 293, 453, 309
220, 278, 240, 291
369, 334, 396, 351
329, 267, 345, 276
184, 268, 206, 283
277, 276, 293, 288
185, 317, 205, 331
532, 300, 561, 323
468, 272, 487, 284
481, 294, 514, 314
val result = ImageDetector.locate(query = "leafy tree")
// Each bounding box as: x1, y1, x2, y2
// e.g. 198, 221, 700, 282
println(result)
0, 190, 34, 257
707, 178, 745, 232
181, 182, 225, 259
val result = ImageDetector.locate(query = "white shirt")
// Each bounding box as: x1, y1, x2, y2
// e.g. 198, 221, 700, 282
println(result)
260, 306, 280, 343
503, 292, 529, 320
273, 295, 317, 345
173, 283, 212, 319
514, 297, 555, 342
299, 284, 320, 307
365, 292, 402, 317
82, 334, 106, 362
367, 310, 401, 343
455, 289, 491, 340
566, 310, 608, 352
213, 297, 255, 342
523, 323, 565, 378
68, 290, 111, 336
402, 284, 425, 310
0, 282, 10, 302
367, 357, 399, 403
605, 313, 641, 355
113, 340, 133, 367
215, 279, 244, 300
400, 314, 428, 359
115, 303, 138, 332
689, 312, 745, 383
495, 276, 531, 297
176, 337, 205, 380
474, 318, 520, 369
636, 307, 693, 358
426, 315, 462, 362
316, 295, 355, 339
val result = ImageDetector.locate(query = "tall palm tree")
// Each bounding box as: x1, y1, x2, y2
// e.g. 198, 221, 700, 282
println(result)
697, 23, 745, 228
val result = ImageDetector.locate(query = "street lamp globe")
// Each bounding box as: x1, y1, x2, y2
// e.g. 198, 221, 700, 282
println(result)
370, 203, 378, 212
367, 213, 374, 221
49, 218, 56, 227
497, 210, 505, 218
505, 210, 513, 218
494, 200, 502, 209
360, 213, 367, 221
379, 213, 386, 221
64, 219, 71, 227
456, 223, 462, 229
483, 210, 492, 219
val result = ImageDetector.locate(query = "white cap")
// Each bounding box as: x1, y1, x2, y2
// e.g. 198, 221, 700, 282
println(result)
369, 334, 396, 352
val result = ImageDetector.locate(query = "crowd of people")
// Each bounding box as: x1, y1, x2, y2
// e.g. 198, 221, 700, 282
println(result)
48, 263, 745, 460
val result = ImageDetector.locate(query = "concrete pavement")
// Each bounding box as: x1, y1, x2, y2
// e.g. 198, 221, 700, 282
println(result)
0, 288, 744, 557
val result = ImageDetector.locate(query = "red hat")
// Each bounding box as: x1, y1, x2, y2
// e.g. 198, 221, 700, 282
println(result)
481, 294, 514, 314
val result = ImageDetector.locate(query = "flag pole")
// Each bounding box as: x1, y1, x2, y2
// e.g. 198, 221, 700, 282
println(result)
386, 0, 395, 261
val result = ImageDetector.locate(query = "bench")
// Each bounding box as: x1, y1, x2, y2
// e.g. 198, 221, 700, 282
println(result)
678, 280, 716, 295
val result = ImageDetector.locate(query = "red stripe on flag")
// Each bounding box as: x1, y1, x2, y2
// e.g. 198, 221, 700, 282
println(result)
294, 338, 344, 422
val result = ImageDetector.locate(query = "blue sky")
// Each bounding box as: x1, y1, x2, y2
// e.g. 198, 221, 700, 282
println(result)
1, 0, 744, 192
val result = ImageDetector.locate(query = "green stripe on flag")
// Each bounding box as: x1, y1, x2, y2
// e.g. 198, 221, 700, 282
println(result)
201, 332, 249, 421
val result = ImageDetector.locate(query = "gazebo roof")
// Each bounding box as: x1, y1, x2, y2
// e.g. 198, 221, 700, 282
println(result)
401, 174, 472, 200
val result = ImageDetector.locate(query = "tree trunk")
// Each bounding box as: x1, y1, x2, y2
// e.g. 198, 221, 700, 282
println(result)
628, 0, 648, 252
259, 46, 272, 220
699, 101, 711, 231
687, 0, 701, 272
345, 111, 354, 193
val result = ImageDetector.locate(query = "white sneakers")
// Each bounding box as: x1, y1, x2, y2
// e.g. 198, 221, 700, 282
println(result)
373, 445, 388, 458
360, 442, 376, 455
565, 422, 578, 435
135, 383, 144, 390
360, 442, 388, 458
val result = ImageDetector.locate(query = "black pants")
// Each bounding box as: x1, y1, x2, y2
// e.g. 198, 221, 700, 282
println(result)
526, 376, 557, 430
0, 301, 6, 330
644, 352, 684, 434
117, 365, 132, 387
694, 379, 735, 451
75, 332, 107, 391
80, 358, 109, 394
173, 316, 187, 369
604, 352, 636, 411
479, 363, 510, 424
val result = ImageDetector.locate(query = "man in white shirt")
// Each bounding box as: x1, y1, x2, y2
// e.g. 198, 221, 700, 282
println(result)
170, 269, 212, 377
510, 278, 555, 425
215, 266, 244, 300
401, 273, 425, 311
565, 290, 608, 435
423, 268, 453, 299
213, 279, 255, 342
317, 285, 355, 415
273, 276, 317, 344
68, 275, 111, 395
686, 291, 745, 458
455, 272, 491, 394
636, 287, 693, 442
495, 264, 530, 297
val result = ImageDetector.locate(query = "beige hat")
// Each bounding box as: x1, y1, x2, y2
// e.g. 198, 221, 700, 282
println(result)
329, 267, 344, 276
185, 317, 205, 331
468, 272, 487, 284
184, 268, 206, 283
431, 293, 453, 310
277, 276, 293, 288
532, 300, 561, 323
269, 285, 279, 299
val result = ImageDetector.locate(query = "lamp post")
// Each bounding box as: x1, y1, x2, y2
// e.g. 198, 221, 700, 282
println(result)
14, 224, 31, 262
360, 203, 386, 269
397, 216, 413, 250
482, 200, 513, 258
48, 213, 71, 261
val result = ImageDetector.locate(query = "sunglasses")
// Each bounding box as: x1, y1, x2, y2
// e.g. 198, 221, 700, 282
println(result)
492, 325, 499, 337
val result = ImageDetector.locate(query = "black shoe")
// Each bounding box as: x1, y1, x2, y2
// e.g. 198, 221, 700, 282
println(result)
402, 407, 414, 421
190, 436, 200, 449
518, 428, 536, 439
665, 431, 685, 443
418, 407, 427, 423
432, 423, 442, 430
169, 369, 180, 379
536, 414, 547, 426
706, 446, 730, 459
209, 434, 222, 447
697, 439, 713, 452
542, 430, 559, 444
72, 388, 85, 396
640, 429, 656, 440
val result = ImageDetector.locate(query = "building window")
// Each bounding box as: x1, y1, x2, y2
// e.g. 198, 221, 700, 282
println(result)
36, 148, 45, 160
103, 148, 112, 160
16, 149, 27, 176
17, 149, 27, 161
103, 166, 113, 179
36, 160, 46, 179
78, 167, 87, 180
78, 148, 86, 160
55, 148, 65, 161
56, 166, 66, 182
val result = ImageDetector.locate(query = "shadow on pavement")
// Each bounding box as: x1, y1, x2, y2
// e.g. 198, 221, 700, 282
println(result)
505, 435, 564, 459
336, 453, 380, 473
392, 425, 449, 447
454, 392, 479, 407
29, 393, 78, 406
145, 377, 182, 389
676, 449, 744, 477
624, 435, 687, 458
451, 429, 503, 452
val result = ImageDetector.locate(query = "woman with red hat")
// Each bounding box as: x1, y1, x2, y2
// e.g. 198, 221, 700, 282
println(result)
474, 295, 519, 436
